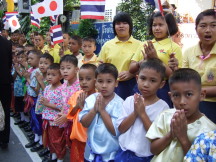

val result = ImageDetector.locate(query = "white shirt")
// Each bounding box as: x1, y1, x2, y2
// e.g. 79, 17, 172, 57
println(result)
117, 96, 169, 157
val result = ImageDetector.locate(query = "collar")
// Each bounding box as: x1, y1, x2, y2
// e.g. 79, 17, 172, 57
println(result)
195, 41, 216, 57
114, 36, 134, 43
82, 54, 97, 62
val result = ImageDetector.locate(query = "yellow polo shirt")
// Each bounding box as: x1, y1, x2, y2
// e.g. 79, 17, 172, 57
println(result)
132, 38, 182, 67
183, 42, 216, 102
42, 45, 60, 63
82, 53, 98, 66
98, 36, 142, 73
64, 49, 71, 55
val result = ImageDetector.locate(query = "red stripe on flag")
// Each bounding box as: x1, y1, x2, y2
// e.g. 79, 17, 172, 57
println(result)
53, 39, 63, 44
157, 0, 164, 16
50, 24, 62, 30
80, 0, 105, 1
81, 15, 104, 20
31, 22, 40, 28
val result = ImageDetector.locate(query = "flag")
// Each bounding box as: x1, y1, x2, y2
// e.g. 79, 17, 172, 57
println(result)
8, 15, 21, 32
144, 0, 163, 15
6, 0, 14, 12
50, 25, 63, 47
31, 12, 41, 28
31, 0, 63, 19
5, 12, 18, 20
50, 15, 59, 25
80, 0, 106, 20
3, 16, 6, 25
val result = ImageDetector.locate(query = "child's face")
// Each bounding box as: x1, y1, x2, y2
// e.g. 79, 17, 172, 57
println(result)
17, 54, 27, 64
46, 69, 61, 85
24, 46, 34, 55
137, 68, 165, 98
39, 58, 52, 74
196, 16, 216, 46
82, 41, 96, 57
169, 81, 205, 121
63, 34, 70, 47
35, 35, 45, 49
15, 47, 24, 55
30, 33, 35, 45
28, 53, 39, 68
79, 68, 96, 93
13, 33, 20, 42
95, 73, 118, 98
60, 61, 78, 81
152, 17, 168, 41
69, 39, 81, 54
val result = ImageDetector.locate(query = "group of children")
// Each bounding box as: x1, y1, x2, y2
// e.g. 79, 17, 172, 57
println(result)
4, 8, 216, 162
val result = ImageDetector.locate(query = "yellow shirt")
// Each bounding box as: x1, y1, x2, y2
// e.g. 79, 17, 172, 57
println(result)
98, 36, 142, 73
42, 45, 60, 63
82, 54, 98, 66
132, 38, 182, 67
64, 49, 71, 55
146, 109, 216, 162
183, 42, 216, 102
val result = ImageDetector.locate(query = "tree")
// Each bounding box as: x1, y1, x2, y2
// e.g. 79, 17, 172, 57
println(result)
117, 0, 154, 41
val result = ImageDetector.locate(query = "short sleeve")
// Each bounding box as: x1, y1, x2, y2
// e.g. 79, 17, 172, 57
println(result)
173, 45, 182, 68
98, 43, 107, 63
67, 92, 79, 120
182, 49, 189, 68
30, 76, 38, 88
131, 44, 144, 62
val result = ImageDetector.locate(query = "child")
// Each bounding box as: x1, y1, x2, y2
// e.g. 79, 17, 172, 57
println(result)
67, 64, 97, 162
30, 53, 54, 152
23, 50, 42, 148
24, 44, 35, 55
115, 59, 169, 162
82, 37, 98, 65
146, 68, 216, 162
40, 63, 64, 162
54, 55, 80, 149
34, 33, 45, 51
69, 35, 83, 68
79, 63, 123, 162
130, 11, 182, 107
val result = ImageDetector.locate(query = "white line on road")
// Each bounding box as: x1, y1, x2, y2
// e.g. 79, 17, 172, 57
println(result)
10, 117, 42, 162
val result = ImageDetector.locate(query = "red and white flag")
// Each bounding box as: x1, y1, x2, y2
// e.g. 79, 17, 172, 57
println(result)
8, 15, 20, 32
31, 0, 63, 19
50, 25, 63, 47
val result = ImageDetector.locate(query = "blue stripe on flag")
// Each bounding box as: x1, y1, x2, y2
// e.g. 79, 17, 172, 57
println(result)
81, 5, 105, 12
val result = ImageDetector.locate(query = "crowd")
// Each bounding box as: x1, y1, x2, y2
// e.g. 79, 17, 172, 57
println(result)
0, 7, 215, 162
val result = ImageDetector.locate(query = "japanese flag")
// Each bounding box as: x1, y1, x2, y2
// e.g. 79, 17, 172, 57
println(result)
8, 15, 20, 32
31, 0, 63, 19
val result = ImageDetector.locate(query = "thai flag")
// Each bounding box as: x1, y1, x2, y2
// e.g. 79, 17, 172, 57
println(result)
31, 12, 40, 28
50, 25, 63, 47
144, 0, 163, 15
50, 15, 59, 24
3, 16, 6, 25
5, 12, 18, 20
80, 0, 106, 20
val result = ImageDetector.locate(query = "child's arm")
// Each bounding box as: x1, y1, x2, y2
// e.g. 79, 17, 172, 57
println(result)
23, 70, 31, 84
70, 92, 87, 116
172, 110, 191, 155
97, 94, 116, 136
40, 96, 61, 111
80, 107, 97, 128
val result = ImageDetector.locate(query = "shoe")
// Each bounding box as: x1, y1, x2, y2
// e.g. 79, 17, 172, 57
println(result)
39, 148, 50, 157
27, 132, 34, 137
24, 126, 32, 132
28, 134, 35, 141
25, 141, 38, 148
19, 122, 30, 128
30, 144, 43, 152
14, 120, 25, 125
0, 143, 8, 149
42, 155, 57, 162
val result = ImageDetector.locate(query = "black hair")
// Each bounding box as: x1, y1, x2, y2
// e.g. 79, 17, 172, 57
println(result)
35, 33, 44, 40
195, 9, 216, 29
148, 11, 178, 36
139, 58, 166, 80
12, 30, 20, 34
80, 63, 97, 73
95, 63, 118, 80
170, 4, 177, 10
16, 50, 25, 56
28, 50, 43, 58
113, 12, 133, 36
169, 68, 201, 89
82, 37, 96, 45
70, 35, 82, 46
40, 53, 54, 64
48, 63, 60, 71
60, 55, 78, 67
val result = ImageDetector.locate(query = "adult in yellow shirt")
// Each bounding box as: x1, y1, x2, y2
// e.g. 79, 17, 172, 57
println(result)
182, 9, 216, 123
98, 12, 142, 100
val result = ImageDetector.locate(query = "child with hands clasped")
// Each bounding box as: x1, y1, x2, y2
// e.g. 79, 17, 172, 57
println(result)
40, 64, 65, 162
146, 68, 216, 162
115, 58, 169, 162
67, 64, 97, 162
79, 63, 123, 162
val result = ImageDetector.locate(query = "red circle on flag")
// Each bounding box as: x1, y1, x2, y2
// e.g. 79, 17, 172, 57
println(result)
12, 20, 17, 27
38, 6, 45, 14
50, 1, 57, 11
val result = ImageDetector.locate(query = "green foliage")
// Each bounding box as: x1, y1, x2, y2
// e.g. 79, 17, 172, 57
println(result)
19, 13, 30, 34
64, 0, 80, 11
77, 19, 98, 38
117, 0, 154, 41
